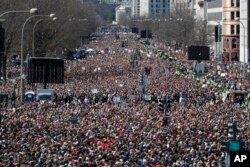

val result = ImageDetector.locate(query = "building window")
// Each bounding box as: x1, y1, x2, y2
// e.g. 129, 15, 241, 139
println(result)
231, 12, 235, 20
236, 0, 240, 7
163, 5, 166, 8
231, 0, 235, 7
163, 0, 166, 2
236, 25, 240, 34
226, 39, 230, 48
151, 0, 154, 2
163, 9, 166, 13
156, 4, 159, 8
236, 11, 240, 18
156, 9, 159, 13
156, 0, 160, 2
151, 5, 154, 8
232, 39, 237, 49
231, 25, 235, 34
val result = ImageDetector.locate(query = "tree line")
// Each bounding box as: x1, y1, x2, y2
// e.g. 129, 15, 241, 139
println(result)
125, 6, 212, 51
0, 0, 114, 57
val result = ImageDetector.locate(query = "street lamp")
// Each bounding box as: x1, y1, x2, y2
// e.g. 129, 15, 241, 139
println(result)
0, 8, 38, 18
235, 17, 246, 75
20, 13, 55, 102
32, 17, 57, 57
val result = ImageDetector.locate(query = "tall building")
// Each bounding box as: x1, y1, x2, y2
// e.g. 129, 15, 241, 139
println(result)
193, 0, 206, 20
131, 0, 170, 18
239, 0, 249, 63
115, 5, 132, 24
170, 0, 194, 11
204, 0, 223, 61
199, 0, 249, 63
132, 0, 140, 17
223, 0, 240, 62
141, 0, 170, 17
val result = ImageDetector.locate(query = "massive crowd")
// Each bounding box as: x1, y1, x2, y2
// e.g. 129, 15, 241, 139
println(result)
0, 29, 250, 167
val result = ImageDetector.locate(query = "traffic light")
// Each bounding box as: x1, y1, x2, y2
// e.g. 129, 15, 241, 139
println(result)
166, 99, 171, 112
144, 67, 151, 75
163, 116, 169, 126
215, 25, 221, 42
228, 122, 237, 140
158, 98, 164, 113
138, 74, 143, 85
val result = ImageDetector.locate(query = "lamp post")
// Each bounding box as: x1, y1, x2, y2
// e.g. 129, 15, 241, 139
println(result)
20, 13, 55, 102
0, 8, 38, 82
32, 17, 57, 57
0, 8, 38, 18
235, 18, 246, 75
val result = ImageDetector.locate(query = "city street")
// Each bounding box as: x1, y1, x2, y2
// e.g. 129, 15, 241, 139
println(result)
0, 29, 249, 166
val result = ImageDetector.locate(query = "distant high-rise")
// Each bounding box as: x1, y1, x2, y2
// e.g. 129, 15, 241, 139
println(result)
132, 0, 140, 17
239, 0, 249, 63
170, 0, 194, 11
198, 0, 249, 63
132, 0, 170, 18
116, 5, 131, 23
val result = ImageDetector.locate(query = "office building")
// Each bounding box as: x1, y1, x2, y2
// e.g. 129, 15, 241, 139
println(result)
170, 0, 194, 11
131, 0, 170, 18
115, 5, 132, 23
223, 0, 240, 61
141, 0, 170, 17
132, 0, 140, 17
239, 0, 249, 63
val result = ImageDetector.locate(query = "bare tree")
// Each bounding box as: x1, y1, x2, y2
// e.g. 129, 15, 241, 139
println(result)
0, 0, 102, 57
193, 18, 211, 46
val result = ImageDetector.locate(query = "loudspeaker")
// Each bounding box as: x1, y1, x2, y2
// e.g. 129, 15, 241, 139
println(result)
200, 46, 210, 60
141, 30, 147, 38
140, 30, 152, 39
188, 45, 210, 61
131, 27, 139, 34
148, 30, 152, 39
28, 57, 64, 84
188, 46, 199, 60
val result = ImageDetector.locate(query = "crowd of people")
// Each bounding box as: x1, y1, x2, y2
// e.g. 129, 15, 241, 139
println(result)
0, 28, 250, 167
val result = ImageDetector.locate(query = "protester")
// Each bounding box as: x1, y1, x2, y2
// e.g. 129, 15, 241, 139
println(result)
0, 29, 249, 167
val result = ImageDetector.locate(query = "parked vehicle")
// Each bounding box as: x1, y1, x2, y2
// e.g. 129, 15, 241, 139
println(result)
73, 49, 87, 59
36, 89, 56, 101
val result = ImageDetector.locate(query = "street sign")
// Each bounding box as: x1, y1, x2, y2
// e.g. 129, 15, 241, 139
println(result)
229, 141, 242, 151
